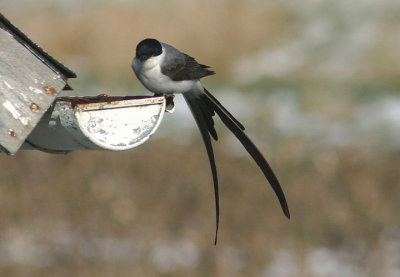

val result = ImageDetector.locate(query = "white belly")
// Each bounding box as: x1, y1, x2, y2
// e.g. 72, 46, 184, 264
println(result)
132, 57, 195, 94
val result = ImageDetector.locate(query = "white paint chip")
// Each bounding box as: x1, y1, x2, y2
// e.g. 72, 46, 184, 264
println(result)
4, 81, 13, 89
2, 100, 29, 126
29, 86, 43, 94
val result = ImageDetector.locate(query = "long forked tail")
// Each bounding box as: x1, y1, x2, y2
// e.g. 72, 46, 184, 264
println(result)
183, 92, 220, 245
203, 88, 290, 219
183, 85, 290, 244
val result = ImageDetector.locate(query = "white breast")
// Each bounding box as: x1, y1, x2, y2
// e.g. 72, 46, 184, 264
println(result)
132, 47, 195, 94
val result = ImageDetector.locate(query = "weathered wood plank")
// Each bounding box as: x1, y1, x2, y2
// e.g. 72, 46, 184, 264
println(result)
0, 27, 67, 154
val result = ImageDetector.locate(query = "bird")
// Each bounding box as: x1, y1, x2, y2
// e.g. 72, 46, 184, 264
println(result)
132, 38, 290, 244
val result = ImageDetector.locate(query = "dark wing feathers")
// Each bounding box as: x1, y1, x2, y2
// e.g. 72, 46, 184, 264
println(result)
162, 54, 215, 81
161, 44, 215, 81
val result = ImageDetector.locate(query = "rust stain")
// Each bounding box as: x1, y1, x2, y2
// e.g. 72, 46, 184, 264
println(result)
56, 95, 165, 109
44, 86, 55, 95
8, 129, 16, 137
58, 94, 121, 108
30, 103, 40, 112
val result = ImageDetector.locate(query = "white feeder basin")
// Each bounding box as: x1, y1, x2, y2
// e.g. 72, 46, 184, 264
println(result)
22, 95, 167, 153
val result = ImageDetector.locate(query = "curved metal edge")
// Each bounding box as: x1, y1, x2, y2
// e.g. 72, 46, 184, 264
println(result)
21, 96, 167, 152
74, 97, 166, 151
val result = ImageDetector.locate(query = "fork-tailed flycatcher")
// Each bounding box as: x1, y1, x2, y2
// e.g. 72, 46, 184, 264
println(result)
132, 38, 290, 244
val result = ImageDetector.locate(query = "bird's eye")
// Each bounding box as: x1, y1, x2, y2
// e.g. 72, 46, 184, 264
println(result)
139, 54, 149, 61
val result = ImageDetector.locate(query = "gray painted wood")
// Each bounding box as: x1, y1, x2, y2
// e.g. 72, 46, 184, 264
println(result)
0, 27, 67, 154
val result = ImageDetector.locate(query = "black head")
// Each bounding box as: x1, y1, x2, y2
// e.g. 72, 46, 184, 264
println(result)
136, 38, 162, 62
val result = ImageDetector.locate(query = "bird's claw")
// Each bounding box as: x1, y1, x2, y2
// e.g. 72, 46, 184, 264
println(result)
165, 94, 175, 113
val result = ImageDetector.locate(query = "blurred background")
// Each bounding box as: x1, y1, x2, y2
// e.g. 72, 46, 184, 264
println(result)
1, 0, 400, 276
